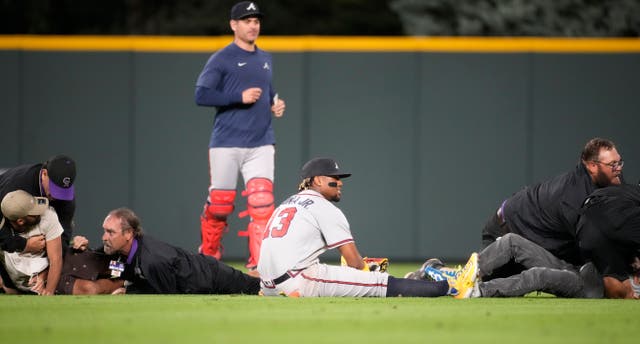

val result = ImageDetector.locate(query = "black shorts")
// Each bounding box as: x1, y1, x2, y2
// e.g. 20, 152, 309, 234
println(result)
55, 249, 115, 295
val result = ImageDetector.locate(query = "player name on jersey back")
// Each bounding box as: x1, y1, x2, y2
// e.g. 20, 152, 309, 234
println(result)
281, 194, 316, 209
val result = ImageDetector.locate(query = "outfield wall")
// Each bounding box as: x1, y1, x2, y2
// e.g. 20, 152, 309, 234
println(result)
1, 36, 639, 262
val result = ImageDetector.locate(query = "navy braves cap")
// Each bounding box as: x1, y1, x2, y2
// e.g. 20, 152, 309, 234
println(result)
301, 158, 351, 179
230, 1, 263, 20
44, 154, 76, 201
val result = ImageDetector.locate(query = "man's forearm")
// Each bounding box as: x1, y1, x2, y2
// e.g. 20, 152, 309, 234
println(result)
44, 237, 63, 295
603, 276, 634, 299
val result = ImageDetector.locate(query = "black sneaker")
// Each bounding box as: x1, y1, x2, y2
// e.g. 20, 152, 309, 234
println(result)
403, 258, 445, 280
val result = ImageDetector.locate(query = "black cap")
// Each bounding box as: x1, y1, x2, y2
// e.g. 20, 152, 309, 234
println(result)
44, 154, 76, 201
301, 158, 351, 179
230, 1, 263, 20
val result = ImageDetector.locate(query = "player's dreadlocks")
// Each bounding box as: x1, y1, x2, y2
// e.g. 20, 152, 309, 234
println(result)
298, 177, 312, 191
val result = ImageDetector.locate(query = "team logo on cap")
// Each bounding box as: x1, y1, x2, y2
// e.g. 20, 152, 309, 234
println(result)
247, 2, 257, 10
334, 162, 339, 170
62, 177, 72, 188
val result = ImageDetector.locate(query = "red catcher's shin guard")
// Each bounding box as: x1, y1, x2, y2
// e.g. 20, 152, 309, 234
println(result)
200, 189, 236, 260
245, 221, 266, 269
199, 215, 226, 260
238, 178, 274, 268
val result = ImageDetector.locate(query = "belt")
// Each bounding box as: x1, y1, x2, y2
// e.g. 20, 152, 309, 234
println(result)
272, 271, 292, 285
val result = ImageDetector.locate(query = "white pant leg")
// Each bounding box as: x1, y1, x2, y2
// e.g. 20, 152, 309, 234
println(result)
298, 263, 389, 297
240, 145, 275, 184
208, 147, 243, 190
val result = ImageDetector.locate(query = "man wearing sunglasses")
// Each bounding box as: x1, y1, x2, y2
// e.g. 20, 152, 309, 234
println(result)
482, 137, 624, 266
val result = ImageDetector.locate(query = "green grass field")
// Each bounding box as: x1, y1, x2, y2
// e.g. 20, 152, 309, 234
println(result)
1, 262, 638, 343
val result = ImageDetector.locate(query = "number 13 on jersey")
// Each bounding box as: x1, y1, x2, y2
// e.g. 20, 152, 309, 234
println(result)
263, 207, 297, 239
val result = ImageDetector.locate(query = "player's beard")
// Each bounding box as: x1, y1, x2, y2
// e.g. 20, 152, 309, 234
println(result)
593, 167, 618, 187
103, 243, 116, 255
15, 216, 41, 233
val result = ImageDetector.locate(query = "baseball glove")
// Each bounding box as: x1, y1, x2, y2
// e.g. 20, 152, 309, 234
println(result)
341, 256, 389, 272
363, 257, 389, 272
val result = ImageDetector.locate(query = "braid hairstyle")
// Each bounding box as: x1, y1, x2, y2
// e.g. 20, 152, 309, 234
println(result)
298, 177, 313, 191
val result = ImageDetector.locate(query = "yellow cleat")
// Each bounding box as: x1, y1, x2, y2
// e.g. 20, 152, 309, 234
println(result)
453, 253, 479, 299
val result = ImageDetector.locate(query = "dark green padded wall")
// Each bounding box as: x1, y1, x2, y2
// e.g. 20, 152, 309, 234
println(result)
304, 52, 419, 260
5, 52, 134, 236
531, 54, 640, 181
418, 53, 531, 260
0, 51, 21, 165
1, 50, 639, 262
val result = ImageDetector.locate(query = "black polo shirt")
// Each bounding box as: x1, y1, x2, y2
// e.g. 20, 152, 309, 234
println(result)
0, 163, 76, 252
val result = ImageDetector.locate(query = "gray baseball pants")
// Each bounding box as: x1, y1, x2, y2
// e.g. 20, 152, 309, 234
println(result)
478, 233, 594, 298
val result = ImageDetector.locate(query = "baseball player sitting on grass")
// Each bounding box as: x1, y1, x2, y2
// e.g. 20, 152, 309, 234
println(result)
257, 157, 478, 298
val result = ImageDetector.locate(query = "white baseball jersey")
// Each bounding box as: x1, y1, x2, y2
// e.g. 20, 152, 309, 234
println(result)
0, 208, 63, 292
258, 189, 389, 297
258, 189, 353, 280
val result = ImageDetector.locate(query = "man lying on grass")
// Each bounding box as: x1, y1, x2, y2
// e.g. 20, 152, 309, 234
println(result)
100, 207, 260, 294
408, 233, 639, 299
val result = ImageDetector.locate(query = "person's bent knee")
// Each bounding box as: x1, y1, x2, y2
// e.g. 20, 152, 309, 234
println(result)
501, 232, 521, 244
242, 178, 274, 221
204, 189, 236, 219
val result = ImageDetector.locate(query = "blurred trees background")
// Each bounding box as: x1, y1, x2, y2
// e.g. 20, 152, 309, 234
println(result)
1, 0, 639, 36
391, 0, 640, 36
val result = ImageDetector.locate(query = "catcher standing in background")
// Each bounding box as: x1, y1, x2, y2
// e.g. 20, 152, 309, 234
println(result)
194, 1, 285, 270
257, 157, 478, 298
